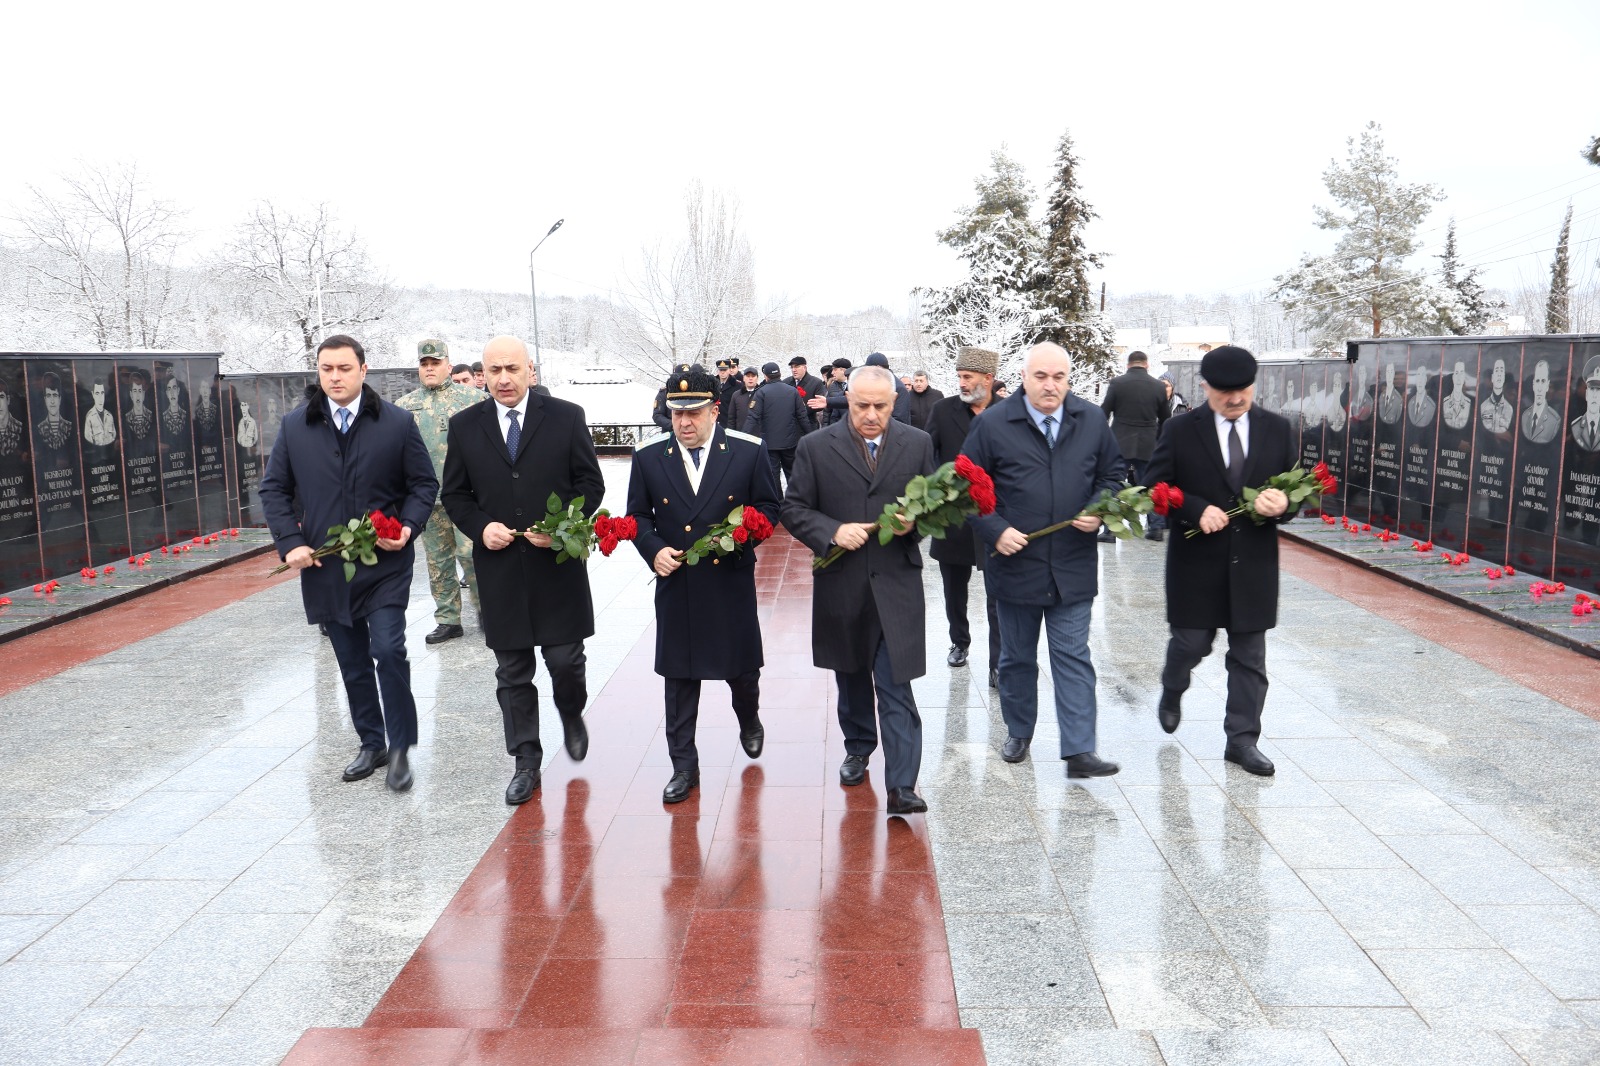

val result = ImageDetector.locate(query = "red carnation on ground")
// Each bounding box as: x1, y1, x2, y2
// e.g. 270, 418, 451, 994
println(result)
0, 597, 10, 606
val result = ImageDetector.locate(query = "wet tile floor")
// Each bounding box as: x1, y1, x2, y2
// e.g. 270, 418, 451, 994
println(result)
3, 459, 1600, 1064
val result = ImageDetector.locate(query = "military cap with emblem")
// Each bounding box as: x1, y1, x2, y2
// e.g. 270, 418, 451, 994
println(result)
955, 346, 999, 375
1200, 344, 1257, 389
714, 358, 731, 370
664, 363, 720, 410
417, 338, 449, 362
1586, 354, 1600, 386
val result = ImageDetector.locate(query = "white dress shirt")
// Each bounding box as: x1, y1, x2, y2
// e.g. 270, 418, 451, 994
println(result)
680, 435, 712, 494
328, 392, 363, 430
495, 391, 530, 444
1214, 407, 1250, 459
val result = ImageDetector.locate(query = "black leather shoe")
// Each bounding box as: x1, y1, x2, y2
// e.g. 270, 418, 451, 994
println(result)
946, 645, 969, 668
1225, 744, 1276, 777
1096, 529, 1116, 544
562, 715, 589, 761
988, 668, 999, 689
341, 747, 388, 782
424, 623, 463, 645
1065, 752, 1120, 778
739, 722, 764, 759
318, 623, 330, 638
663, 770, 699, 804
1145, 528, 1165, 541
839, 754, 868, 786
1000, 736, 1031, 763
505, 768, 540, 805
1158, 688, 1183, 734
886, 787, 928, 815
386, 747, 413, 792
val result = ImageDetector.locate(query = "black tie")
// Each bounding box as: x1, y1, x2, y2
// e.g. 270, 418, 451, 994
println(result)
506, 410, 521, 462
1226, 419, 1245, 495
1042, 414, 1057, 449
690, 447, 702, 469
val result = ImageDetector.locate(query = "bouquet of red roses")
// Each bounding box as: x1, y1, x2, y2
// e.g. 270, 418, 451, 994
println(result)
271, 510, 401, 581
1184, 463, 1338, 538
814, 456, 996, 570
525, 494, 639, 562
679, 505, 775, 566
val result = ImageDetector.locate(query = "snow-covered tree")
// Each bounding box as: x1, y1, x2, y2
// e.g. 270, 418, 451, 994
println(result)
937, 147, 1035, 252
1546, 204, 1573, 333
919, 210, 1045, 387
1435, 219, 1498, 335
9, 161, 189, 350
1585, 135, 1600, 168
1273, 122, 1447, 346
1035, 130, 1115, 384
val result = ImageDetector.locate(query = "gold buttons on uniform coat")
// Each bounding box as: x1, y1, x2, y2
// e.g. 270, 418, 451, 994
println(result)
684, 525, 692, 532
728, 495, 734, 500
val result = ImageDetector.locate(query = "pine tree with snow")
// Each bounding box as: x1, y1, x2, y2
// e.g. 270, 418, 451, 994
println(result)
937, 147, 1037, 252
1546, 203, 1572, 333
1435, 219, 1498, 335
1034, 130, 1115, 383
1585, 135, 1600, 168
1273, 122, 1447, 347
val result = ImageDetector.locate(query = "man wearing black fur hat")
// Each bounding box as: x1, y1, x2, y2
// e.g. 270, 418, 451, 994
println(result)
1144, 345, 1295, 777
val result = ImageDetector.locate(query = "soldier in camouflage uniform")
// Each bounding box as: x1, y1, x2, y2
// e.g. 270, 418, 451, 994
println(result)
397, 338, 486, 644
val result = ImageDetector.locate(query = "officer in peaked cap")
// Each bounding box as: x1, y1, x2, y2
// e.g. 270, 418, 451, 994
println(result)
744, 360, 815, 488
626, 362, 782, 803
717, 357, 744, 426
1572, 354, 1600, 452
651, 362, 696, 434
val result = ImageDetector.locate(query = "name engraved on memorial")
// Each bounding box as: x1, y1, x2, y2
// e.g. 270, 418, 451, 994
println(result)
76, 358, 130, 559
1558, 343, 1600, 590
192, 361, 229, 532
119, 361, 167, 553
1399, 343, 1442, 540
1322, 363, 1350, 516
0, 359, 42, 590
1468, 342, 1522, 564
1510, 340, 1570, 575
27, 359, 89, 577
156, 361, 200, 539
1429, 347, 1478, 552
1344, 350, 1378, 522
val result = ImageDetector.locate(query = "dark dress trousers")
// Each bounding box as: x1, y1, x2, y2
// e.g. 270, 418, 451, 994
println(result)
261, 384, 437, 751
441, 394, 606, 770
961, 392, 1126, 753
782, 420, 935, 791
924, 394, 999, 669
627, 426, 782, 771
1144, 405, 1297, 747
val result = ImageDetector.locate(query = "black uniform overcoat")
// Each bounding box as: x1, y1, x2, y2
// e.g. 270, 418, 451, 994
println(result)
781, 420, 935, 684
1144, 405, 1297, 632
260, 385, 437, 627
746, 380, 814, 450
626, 426, 782, 679
441, 394, 606, 650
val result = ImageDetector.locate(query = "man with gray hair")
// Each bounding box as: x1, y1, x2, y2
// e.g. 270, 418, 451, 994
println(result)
960, 342, 1126, 774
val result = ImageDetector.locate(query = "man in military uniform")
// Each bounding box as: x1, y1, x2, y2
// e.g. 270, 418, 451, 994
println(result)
1442, 362, 1473, 431
1521, 359, 1560, 444
397, 338, 485, 644
1480, 358, 1514, 433
1377, 363, 1403, 425
627, 364, 782, 804
1572, 356, 1600, 452
746, 360, 814, 487
1407, 368, 1436, 428
36, 372, 74, 450
83, 381, 117, 447
715, 358, 743, 427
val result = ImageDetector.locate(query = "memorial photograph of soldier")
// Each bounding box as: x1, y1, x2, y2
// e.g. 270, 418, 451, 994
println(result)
1343, 348, 1379, 523
1376, 361, 1404, 425
155, 362, 200, 539
1468, 343, 1522, 562
626, 362, 782, 804
75, 360, 131, 561
1098, 349, 1171, 541
117, 363, 166, 552
192, 366, 230, 533
396, 338, 484, 645
159, 368, 190, 442
27, 361, 90, 577
1442, 359, 1474, 431
1511, 345, 1569, 573
1559, 348, 1600, 552
0, 361, 41, 592
1520, 356, 1562, 445
1406, 367, 1437, 429
1296, 362, 1327, 489
235, 399, 259, 449
744, 359, 814, 489
1370, 347, 1408, 528
1399, 344, 1443, 539
1430, 348, 1479, 553
1325, 368, 1347, 433
228, 381, 265, 527
82, 379, 118, 448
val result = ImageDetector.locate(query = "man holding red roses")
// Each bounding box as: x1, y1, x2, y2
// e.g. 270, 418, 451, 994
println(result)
627, 364, 782, 804
1144, 345, 1296, 777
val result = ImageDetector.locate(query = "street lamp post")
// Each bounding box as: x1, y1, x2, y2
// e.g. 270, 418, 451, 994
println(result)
529, 218, 564, 383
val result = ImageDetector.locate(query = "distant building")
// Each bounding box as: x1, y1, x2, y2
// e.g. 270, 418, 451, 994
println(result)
1167, 326, 1231, 360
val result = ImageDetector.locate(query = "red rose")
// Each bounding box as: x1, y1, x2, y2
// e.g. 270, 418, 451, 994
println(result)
741, 507, 773, 541
613, 515, 639, 541
598, 535, 620, 557
594, 515, 613, 540
160, 546, 169, 554
732, 525, 749, 544
32, 584, 41, 593
104, 565, 115, 574
1151, 482, 1183, 516
798, 387, 807, 398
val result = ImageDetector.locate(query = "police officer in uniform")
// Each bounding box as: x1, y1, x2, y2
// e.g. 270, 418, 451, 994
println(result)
746, 361, 814, 487
397, 338, 486, 644
627, 364, 782, 803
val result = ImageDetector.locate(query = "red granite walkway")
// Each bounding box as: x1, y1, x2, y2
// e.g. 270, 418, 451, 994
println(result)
281, 532, 985, 1065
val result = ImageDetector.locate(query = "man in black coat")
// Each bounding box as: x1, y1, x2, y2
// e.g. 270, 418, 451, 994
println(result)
1099, 350, 1173, 541
925, 346, 1001, 682
961, 343, 1126, 775
782, 365, 935, 816
787, 356, 827, 429
906, 370, 945, 430
715, 358, 743, 426
745, 361, 814, 488
442, 335, 606, 805
627, 364, 782, 803
1144, 345, 1295, 777
807, 358, 852, 427
261, 335, 437, 792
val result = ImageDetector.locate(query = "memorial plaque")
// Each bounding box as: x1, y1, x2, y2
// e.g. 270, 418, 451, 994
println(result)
1398, 343, 1443, 540
119, 360, 167, 553
227, 379, 264, 526
1509, 338, 1569, 575
26, 359, 89, 578
1468, 342, 1522, 565
1369, 343, 1409, 528
156, 360, 200, 540
1298, 362, 1328, 470
1556, 341, 1600, 593
0, 359, 42, 591
1280, 364, 1306, 438
1344, 347, 1379, 522
75, 358, 131, 561
192, 360, 229, 534
1430, 344, 1478, 552
1321, 362, 1350, 516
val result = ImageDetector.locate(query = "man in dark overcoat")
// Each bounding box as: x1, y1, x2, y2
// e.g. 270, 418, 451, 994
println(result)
1144, 345, 1295, 777
1099, 350, 1173, 541
745, 361, 814, 488
787, 356, 827, 429
627, 364, 782, 803
261, 334, 437, 793
926, 346, 1001, 683
961, 342, 1126, 775
442, 335, 606, 805
782, 365, 935, 816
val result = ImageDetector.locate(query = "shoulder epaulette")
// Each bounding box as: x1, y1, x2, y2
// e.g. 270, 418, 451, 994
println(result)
725, 429, 762, 445
636, 432, 670, 450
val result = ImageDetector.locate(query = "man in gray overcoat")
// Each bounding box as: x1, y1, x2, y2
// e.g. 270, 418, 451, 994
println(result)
782, 365, 936, 816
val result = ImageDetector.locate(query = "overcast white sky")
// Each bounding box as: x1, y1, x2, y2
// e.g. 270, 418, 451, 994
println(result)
6, 0, 1599, 317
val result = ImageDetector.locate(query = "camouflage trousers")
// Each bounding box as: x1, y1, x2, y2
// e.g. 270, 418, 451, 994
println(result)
422, 503, 478, 626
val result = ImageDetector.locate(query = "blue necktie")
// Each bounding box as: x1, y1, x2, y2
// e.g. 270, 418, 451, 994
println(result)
690, 446, 702, 469
337, 408, 351, 434
1042, 415, 1056, 448
506, 410, 521, 461
867, 440, 878, 462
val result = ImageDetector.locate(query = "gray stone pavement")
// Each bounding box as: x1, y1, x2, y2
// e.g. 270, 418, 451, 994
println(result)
3, 456, 1600, 1064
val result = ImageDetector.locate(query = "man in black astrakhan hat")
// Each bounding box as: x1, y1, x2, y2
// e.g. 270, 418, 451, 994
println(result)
626, 363, 783, 804
1143, 345, 1296, 776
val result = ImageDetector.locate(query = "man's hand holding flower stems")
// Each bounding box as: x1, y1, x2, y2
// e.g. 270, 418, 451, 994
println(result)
285, 545, 320, 570
833, 522, 874, 551
994, 527, 1030, 555
1252, 487, 1289, 518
